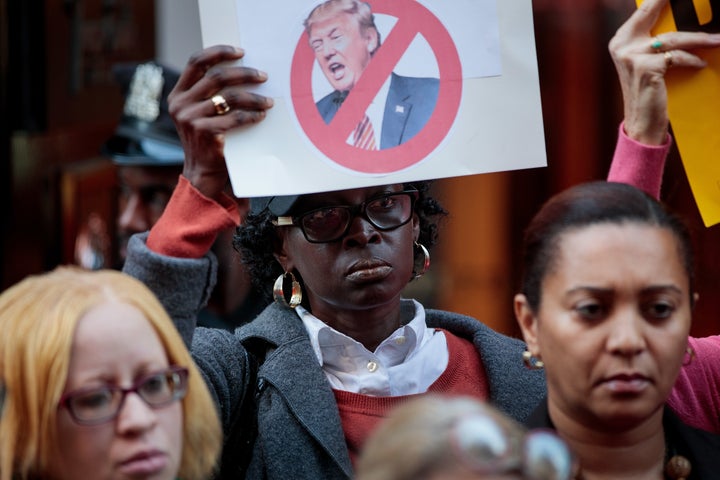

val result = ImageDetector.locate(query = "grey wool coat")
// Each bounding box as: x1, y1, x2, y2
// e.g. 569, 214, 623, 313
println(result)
124, 233, 547, 479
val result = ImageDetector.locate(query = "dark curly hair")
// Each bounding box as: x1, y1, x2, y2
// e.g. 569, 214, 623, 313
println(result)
233, 181, 448, 305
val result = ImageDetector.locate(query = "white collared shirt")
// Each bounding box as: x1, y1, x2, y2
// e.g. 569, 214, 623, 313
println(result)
297, 299, 449, 396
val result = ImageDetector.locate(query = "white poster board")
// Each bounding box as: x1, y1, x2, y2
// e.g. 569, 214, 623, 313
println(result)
197, 0, 546, 197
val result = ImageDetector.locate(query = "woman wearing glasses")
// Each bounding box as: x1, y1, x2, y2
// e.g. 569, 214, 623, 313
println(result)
124, 44, 547, 479
514, 182, 720, 479
127, 172, 546, 477
0, 267, 221, 480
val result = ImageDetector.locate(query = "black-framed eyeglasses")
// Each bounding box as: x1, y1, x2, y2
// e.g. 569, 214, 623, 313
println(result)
273, 190, 418, 243
59, 366, 189, 426
451, 415, 574, 480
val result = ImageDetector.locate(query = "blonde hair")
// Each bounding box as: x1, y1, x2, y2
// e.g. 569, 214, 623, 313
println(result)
356, 395, 528, 480
0, 266, 221, 480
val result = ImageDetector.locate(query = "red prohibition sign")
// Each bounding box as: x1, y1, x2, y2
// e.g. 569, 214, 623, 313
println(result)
290, 0, 462, 174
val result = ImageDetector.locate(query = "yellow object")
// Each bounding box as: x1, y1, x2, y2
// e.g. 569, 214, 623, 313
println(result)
638, 0, 720, 226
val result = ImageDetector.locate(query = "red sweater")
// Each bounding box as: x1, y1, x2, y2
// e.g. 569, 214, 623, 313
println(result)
333, 329, 488, 465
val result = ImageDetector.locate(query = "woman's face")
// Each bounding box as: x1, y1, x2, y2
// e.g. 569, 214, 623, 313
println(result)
518, 223, 691, 431
276, 184, 419, 319
47, 301, 183, 480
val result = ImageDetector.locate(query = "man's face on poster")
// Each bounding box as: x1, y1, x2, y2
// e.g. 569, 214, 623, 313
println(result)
308, 12, 377, 93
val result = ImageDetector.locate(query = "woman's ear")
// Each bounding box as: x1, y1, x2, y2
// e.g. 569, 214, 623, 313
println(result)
514, 293, 540, 355
273, 229, 292, 272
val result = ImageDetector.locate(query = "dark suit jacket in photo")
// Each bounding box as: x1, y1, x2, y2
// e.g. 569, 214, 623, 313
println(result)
316, 72, 440, 149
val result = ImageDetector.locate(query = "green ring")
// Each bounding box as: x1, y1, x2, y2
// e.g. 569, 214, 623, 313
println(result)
651, 39, 663, 50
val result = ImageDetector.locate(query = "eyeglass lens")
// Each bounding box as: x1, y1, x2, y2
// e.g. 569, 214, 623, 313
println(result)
62, 366, 188, 425
300, 192, 415, 242
524, 432, 574, 480
452, 416, 573, 480
454, 416, 513, 467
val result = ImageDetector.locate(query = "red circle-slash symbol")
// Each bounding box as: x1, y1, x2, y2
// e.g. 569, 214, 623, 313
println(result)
290, 0, 462, 173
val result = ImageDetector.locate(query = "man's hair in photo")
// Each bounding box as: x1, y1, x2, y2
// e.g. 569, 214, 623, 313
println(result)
304, 0, 382, 51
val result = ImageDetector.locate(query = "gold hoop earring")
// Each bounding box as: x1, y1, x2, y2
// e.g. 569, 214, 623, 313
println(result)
522, 350, 544, 370
682, 346, 695, 366
412, 242, 430, 280
273, 271, 302, 309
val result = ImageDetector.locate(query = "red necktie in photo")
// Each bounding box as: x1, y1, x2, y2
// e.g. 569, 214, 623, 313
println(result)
353, 114, 378, 150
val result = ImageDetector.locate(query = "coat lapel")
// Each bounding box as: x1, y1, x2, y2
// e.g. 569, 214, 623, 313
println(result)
240, 305, 353, 476
381, 74, 411, 148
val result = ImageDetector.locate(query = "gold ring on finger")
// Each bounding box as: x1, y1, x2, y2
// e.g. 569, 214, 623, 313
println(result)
664, 50, 674, 68
211, 94, 230, 115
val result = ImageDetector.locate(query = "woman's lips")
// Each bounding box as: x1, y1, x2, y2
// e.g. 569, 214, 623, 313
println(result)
119, 450, 169, 476
346, 259, 392, 282
600, 374, 651, 394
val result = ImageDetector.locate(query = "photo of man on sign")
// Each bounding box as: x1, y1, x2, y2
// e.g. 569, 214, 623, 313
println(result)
304, 0, 439, 150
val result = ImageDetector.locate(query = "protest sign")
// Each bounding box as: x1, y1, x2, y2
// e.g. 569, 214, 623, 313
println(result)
198, 0, 546, 197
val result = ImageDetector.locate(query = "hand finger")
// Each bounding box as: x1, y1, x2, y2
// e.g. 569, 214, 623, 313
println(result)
197, 65, 269, 97
631, 0, 670, 34
174, 91, 270, 131
169, 68, 271, 120
652, 31, 720, 54
203, 92, 273, 125
214, 89, 274, 113
608, 1, 666, 58
194, 90, 272, 122
659, 49, 708, 70
181, 111, 269, 140
174, 45, 245, 94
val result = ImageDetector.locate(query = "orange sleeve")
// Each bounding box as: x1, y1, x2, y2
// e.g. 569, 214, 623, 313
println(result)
146, 175, 240, 258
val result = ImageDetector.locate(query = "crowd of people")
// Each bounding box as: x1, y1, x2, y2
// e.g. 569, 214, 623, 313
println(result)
2, 0, 720, 478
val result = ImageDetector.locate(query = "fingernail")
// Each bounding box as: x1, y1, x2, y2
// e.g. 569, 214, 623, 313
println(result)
257, 70, 268, 81
266, 97, 274, 108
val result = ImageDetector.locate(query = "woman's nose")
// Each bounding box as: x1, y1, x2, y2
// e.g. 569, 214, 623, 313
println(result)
606, 310, 647, 356
116, 392, 158, 434
342, 215, 381, 246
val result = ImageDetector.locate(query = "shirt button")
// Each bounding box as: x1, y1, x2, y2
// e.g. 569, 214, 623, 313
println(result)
367, 361, 378, 373
395, 336, 406, 345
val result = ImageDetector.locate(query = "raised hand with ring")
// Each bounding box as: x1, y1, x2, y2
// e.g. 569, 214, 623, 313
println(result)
166, 45, 273, 201
608, 0, 720, 146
